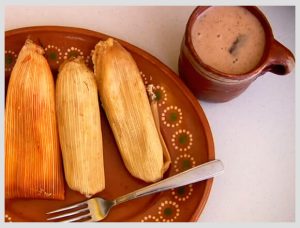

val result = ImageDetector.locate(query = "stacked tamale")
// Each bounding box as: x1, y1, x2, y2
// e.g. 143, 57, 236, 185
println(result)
56, 57, 105, 197
5, 39, 65, 199
92, 38, 170, 182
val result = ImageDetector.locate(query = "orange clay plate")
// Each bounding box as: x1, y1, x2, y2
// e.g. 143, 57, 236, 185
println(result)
5, 26, 215, 222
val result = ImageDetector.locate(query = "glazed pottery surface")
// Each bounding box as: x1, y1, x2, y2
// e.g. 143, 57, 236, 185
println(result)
178, 6, 295, 102
5, 26, 215, 222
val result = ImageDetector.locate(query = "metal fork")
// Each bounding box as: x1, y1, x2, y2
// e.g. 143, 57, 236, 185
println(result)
46, 159, 224, 222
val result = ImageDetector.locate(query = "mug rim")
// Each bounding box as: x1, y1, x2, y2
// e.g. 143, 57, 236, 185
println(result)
185, 6, 274, 81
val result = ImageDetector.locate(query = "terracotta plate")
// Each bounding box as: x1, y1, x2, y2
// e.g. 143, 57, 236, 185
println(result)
5, 26, 215, 222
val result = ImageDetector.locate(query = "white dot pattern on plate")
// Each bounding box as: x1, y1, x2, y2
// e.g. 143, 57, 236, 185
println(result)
171, 129, 193, 152
158, 200, 180, 222
44, 44, 62, 64
85, 50, 94, 64
152, 84, 167, 107
174, 154, 196, 172
5, 214, 12, 222
141, 215, 160, 222
172, 184, 194, 202
5, 50, 18, 71
63, 47, 84, 60
161, 105, 183, 128
140, 71, 152, 85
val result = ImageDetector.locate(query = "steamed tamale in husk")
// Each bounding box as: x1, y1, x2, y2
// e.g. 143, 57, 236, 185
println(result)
5, 39, 65, 199
92, 38, 171, 182
56, 57, 105, 197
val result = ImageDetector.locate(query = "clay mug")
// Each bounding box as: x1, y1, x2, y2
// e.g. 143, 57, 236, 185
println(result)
178, 6, 295, 102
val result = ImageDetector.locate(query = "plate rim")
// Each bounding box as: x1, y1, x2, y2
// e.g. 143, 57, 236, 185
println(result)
5, 25, 215, 222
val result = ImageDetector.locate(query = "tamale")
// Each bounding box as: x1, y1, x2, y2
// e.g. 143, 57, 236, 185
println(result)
92, 38, 170, 183
5, 39, 65, 200
56, 57, 105, 197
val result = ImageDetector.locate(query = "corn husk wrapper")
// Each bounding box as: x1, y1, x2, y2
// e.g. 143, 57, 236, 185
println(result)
56, 57, 105, 197
146, 84, 171, 173
92, 38, 170, 182
5, 39, 65, 200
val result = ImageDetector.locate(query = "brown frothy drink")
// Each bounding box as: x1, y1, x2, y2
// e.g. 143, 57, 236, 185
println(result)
191, 6, 266, 74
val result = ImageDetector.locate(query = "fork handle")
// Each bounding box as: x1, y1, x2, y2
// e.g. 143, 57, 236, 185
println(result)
114, 159, 224, 205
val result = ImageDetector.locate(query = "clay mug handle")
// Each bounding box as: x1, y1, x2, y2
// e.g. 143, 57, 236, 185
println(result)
263, 39, 295, 75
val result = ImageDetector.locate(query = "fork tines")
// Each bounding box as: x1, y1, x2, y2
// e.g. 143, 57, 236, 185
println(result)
46, 201, 91, 222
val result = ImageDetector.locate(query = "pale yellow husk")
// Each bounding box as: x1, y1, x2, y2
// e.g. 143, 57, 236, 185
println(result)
56, 57, 105, 197
5, 39, 65, 200
92, 38, 170, 182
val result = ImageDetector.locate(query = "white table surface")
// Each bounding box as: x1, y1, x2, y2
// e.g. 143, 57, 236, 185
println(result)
5, 6, 295, 222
